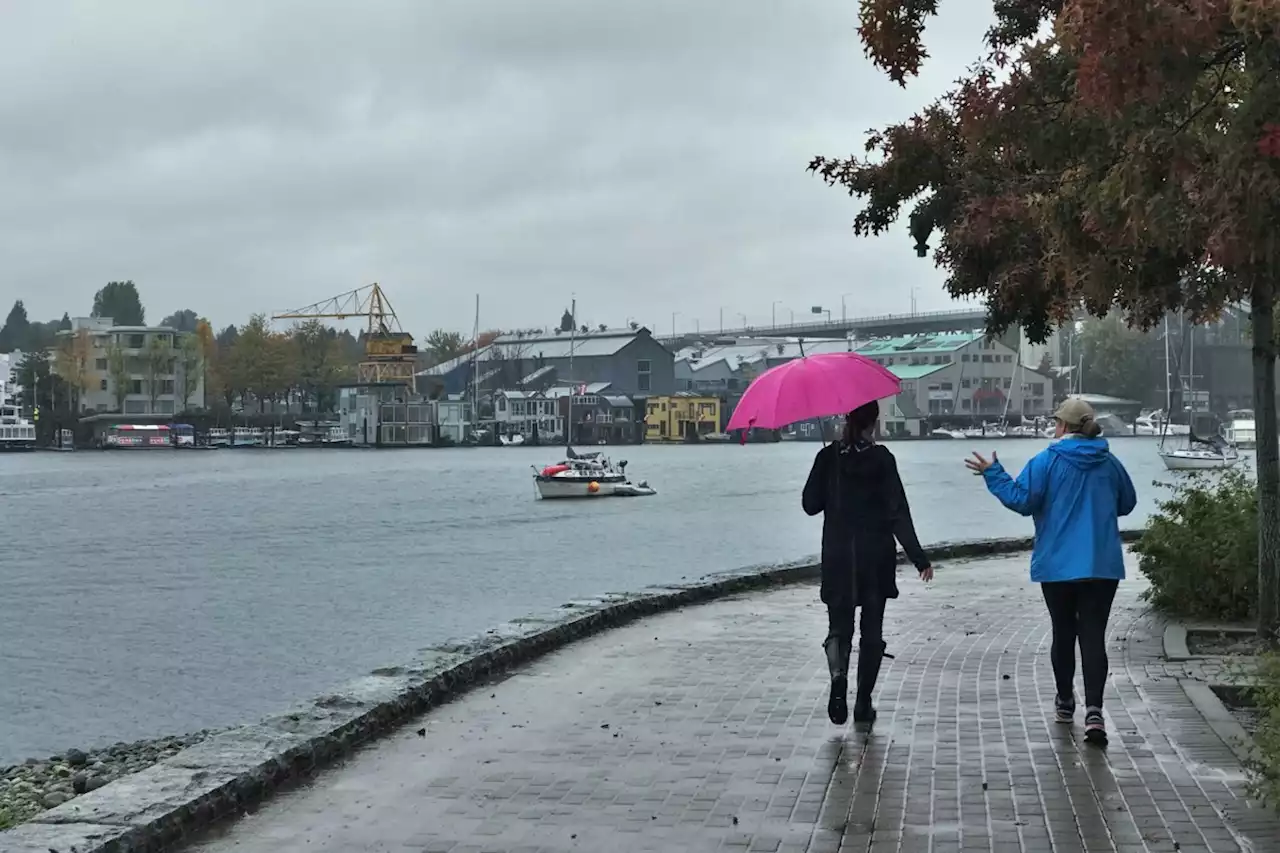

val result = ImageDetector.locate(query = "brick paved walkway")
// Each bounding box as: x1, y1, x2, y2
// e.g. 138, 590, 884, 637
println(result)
185, 553, 1280, 853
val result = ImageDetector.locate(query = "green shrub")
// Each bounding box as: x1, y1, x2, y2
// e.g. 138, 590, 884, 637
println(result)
1248, 652, 1280, 804
1132, 468, 1257, 621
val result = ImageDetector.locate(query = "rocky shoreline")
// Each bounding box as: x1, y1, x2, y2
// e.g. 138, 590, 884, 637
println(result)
0, 731, 215, 829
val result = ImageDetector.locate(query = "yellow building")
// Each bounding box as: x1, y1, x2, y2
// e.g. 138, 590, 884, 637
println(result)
645, 394, 722, 442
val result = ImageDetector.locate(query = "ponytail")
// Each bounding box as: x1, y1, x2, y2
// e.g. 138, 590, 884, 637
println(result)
1078, 417, 1102, 438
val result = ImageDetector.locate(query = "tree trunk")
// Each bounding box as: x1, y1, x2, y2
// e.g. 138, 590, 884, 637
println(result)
1252, 283, 1280, 639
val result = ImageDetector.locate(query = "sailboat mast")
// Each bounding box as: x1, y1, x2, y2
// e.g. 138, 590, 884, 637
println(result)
471, 294, 480, 434
567, 298, 576, 451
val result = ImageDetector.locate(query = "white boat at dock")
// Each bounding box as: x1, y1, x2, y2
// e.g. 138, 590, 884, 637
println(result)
1224, 409, 1257, 449
0, 403, 37, 451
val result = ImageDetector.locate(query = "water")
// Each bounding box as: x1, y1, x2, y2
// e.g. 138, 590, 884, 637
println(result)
0, 437, 1183, 762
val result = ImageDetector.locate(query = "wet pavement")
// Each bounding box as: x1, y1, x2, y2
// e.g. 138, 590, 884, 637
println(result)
184, 553, 1280, 853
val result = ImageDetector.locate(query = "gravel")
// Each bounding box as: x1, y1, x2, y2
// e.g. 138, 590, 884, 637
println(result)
0, 731, 215, 830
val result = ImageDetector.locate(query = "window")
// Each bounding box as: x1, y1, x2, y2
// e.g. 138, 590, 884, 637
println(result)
161, 379, 175, 395
1003, 355, 1012, 363
100, 378, 108, 391
95, 358, 108, 371
941, 382, 953, 391
1003, 378, 1012, 389
498, 397, 507, 412
1031, 383, 1045, 395
962, 354, 971, 362
961, 378, 971, 388
961, 399, 971, 411
637, 358, 652, 393
127, 334, 145, 348
981, 354, 993, 363
129, 379, 143, 395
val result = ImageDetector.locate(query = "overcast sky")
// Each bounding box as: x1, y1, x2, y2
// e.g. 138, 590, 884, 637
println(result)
0, 0, 993, 338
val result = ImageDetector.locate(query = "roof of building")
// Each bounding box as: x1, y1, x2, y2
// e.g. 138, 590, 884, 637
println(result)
521, 365, 555, 385
491, 328, 651, 360
418, 329, 656, 377
600, 395, 634, 408
543, 382, 612, 399
887, 363, 949, 380
676, 338, 853, 374
855, 331, 985, 356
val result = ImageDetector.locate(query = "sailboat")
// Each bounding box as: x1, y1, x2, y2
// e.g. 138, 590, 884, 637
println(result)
531, 299, 655, 499
1158, 315, 1238, 471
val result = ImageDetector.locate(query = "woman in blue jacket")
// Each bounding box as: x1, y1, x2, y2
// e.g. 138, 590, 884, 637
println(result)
965, 398, 1136, 746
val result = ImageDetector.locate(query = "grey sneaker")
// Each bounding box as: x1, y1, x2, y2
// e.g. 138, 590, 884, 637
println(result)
1084, 707, 1107, 746
1054, 695, 1076, 724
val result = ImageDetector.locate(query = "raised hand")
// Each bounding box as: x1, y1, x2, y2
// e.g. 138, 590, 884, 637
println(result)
964, 451, 997, 475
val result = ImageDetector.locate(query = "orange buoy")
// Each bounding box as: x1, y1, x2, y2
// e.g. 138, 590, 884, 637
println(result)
588, 481, 600, 494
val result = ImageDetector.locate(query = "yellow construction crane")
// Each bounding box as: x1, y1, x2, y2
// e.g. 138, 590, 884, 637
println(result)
272, 283, 418, 391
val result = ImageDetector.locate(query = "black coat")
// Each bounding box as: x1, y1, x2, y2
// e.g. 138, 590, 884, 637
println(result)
802, 440, 930, 608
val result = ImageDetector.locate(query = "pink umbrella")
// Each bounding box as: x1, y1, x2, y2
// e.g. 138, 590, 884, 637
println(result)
725, 352, 901, 434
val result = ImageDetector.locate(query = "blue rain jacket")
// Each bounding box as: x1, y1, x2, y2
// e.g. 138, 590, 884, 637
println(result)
981, 436, 1137, 582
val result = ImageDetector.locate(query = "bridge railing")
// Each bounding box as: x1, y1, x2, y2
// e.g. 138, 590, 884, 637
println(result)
656, 307, 988, 341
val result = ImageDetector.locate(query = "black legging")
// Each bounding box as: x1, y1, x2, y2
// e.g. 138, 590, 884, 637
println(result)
827, 595, 886, 650
1041, 579, 1119, 709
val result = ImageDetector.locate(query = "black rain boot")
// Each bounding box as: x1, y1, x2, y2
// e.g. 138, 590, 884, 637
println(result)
824, 635, 852, 725
852, 640, 883, 725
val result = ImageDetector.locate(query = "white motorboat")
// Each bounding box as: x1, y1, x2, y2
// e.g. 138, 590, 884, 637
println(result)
499, 433, 526, 447
0, 403, 37, 451
930, 428, 965, 439
964, 423, 1006, 438
1223, 409, 1256, 449
534, 451, 629, 498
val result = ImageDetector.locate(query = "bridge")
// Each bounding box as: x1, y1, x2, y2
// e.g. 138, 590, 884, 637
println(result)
653, 307, 990, 347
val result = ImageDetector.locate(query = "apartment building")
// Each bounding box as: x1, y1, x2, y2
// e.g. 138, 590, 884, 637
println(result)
57, 317, 204, 415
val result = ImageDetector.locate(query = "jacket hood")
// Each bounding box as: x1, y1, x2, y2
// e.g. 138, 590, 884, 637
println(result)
1047, 435, 1112, 469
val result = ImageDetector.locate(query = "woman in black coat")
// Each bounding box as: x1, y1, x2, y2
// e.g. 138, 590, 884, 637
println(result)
802, 400, 933, 725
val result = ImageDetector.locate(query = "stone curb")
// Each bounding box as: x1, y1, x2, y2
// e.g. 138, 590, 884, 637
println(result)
1163, 622, 1257, 662
1179, 680, 1260, 769
0, 533, 1133, 853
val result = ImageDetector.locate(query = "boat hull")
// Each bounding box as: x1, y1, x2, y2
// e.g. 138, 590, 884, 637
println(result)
535, 476, 625, 499
1159, 451, 1238, 471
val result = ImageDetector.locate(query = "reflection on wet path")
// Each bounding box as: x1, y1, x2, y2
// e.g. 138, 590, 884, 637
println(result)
184, 553, 1277, 852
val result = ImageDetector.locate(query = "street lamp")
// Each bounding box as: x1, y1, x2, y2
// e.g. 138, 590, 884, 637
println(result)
772, 300, 782, 327
671, 311, 680, 337
840, 293, 854, 324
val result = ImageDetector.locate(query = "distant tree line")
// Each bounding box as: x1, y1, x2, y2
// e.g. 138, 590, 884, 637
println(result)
0, 280, 518, 420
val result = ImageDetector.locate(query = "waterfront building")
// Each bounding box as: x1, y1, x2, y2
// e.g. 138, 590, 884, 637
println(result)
858, 332, 1054, 426
644, 394, 722, 441
543, 383, 638, 444
494, 390, 563, 442
433, 394, 471, 444
55, 317, 204, 415
418, 327, 674, 401
336, 382, 433, 447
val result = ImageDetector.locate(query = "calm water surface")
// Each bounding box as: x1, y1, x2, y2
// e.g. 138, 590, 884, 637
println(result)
0, 437, 1192, 761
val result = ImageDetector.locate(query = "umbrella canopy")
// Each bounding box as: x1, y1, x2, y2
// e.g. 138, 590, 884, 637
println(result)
726, 352, 901, 432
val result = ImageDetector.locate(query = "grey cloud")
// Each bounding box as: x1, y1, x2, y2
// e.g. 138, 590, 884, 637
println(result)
0, 0, 993, 335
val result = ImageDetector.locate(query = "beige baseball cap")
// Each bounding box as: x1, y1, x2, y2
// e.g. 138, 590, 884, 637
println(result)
1053, 397, 1096, 427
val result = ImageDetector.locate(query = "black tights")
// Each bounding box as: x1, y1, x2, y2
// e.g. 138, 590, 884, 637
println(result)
1040, 579, 1119, 709
827, 594, 887, 703
827, 595, 886, 650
